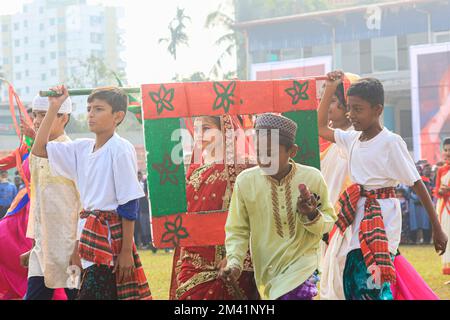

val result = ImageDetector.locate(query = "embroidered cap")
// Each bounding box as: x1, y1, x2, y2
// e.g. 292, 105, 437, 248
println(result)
255, 113, 297, 145
32, 94, 72, 114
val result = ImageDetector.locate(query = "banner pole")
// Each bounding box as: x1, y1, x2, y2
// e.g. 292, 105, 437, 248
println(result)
39, 87, 141, 97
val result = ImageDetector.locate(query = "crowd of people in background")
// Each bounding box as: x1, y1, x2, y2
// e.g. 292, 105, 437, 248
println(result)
0, 170, 20, 218
397, 160, 446, 245
134, 171, 171, 253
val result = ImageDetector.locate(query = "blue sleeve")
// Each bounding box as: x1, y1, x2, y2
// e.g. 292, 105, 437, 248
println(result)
117, 199, 139, 221
12, 184, 17, 199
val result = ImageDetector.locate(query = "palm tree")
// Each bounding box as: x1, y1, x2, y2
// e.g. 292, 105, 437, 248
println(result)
205, 2, 240, 79
158, 7, 191, 60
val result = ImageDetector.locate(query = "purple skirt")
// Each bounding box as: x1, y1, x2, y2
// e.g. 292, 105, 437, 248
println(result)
277, 272, 319, 300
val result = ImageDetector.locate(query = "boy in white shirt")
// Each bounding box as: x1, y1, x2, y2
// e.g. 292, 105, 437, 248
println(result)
31, 86, 152, 300
318, 71, 447, 300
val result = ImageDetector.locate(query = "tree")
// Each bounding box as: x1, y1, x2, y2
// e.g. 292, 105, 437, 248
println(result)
172, 72, 209, 82
158, 7, 191, 60
205, 1, 242, 79
64, 54, 132, 134
67, 54, 127, 89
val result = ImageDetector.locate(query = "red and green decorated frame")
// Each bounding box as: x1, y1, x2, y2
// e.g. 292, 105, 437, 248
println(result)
141, 79, 320, 249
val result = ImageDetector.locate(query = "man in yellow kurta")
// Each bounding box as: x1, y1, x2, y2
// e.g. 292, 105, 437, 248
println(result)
21, 95, 81, 300
222, 113, 336, 300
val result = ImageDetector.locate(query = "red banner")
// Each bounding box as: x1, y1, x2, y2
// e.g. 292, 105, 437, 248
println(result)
141, 79, 317, 120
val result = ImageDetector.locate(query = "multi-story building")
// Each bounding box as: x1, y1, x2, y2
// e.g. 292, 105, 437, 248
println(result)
0, 0, 125, 104
234, 0, 450, 156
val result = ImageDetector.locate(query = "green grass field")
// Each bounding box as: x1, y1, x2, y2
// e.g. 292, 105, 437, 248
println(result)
139, 245, 450, 300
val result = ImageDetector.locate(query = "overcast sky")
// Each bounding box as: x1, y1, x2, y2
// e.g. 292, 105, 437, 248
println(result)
1, 0, 236, 86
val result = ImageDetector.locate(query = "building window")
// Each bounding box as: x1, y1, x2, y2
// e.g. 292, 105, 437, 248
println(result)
39, 7, 44, 14
372, 36, 397, 73
40, 40, 45, 48
90, 33, 103, 43
397, 33, 428, 71
41, 74, 46, 81
40, 23, 44, 31
15, 56, 20, 63
400, 109, 413, 149
3, 58, 8, 64
58, 17, 65, 25
14, 39, 20, 47
23, 21, 28, 28
25, 53, 29, 60
92, 50, 103, 58
302, 46, 313, 58
434, 31, 450, 43
311, 44, 332, 57
50, 18, 56, 26
360, 40, 372, 74
337, 41, 361, 75
24, 37, 28, 44
90, 16, 102, 26
2, 25, 8, 32
15, 72, 21, 80
51, 52, 57, 59
50, 35, 56, 43
280, 48, 302, 61
14, 23, 19, 31
40, 57, 46, 64
25, 70, 29, 77
25, 87, 30, 94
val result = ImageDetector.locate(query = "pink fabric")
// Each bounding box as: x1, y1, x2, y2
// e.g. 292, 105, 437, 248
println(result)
391, 255, 439, 300
0, 158, 66, 300
0, 202, 32, 299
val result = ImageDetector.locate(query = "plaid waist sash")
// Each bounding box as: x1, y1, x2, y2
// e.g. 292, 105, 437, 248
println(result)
79, 210, 152, 300
336, 184, 396, 284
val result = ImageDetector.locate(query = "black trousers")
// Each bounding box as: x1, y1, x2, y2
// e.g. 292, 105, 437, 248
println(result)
24, 276, 78, 300
77, 265, 117, 300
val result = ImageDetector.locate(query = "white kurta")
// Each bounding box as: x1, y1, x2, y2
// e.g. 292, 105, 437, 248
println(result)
319, 128, 352, 300
320, 128, 421, 300
320, 139, 352, 205
27, 134, 81, 289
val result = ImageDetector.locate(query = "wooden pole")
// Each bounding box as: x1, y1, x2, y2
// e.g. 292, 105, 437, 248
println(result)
39, 87, 141, 97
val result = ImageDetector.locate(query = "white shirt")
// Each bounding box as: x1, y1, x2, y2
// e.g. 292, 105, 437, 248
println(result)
334, 128, 421, 254
47, 133, 144, 210
47, 133, 144, 269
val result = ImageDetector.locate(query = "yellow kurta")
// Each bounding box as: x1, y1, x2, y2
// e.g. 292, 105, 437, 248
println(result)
27, 134, 81, 289
225, 161, 336, 300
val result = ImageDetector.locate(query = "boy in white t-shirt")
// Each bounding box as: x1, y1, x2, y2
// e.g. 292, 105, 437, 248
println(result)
31, 85, 152, 300
318, 71, 448, 300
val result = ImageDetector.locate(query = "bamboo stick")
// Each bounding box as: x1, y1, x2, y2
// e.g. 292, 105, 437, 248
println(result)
39, 76, 330, 97
39, 87, 141, 97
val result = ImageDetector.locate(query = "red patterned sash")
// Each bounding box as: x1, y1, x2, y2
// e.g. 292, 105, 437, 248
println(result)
79, 210, 152, 300
336, 184, 396, 284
